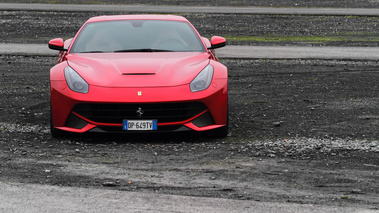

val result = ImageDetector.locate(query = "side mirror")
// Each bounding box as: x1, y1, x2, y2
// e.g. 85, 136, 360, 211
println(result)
208, 36, 227, 49
202, 37, 211, 49
48, 38, 67, 51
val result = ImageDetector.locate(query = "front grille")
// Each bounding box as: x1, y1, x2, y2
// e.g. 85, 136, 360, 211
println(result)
72, 102, 207, 124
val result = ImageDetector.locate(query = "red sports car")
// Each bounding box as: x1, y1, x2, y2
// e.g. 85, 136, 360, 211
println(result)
48, 14, 228, 138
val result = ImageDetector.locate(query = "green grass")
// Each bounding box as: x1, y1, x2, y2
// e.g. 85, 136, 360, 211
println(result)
224, 35, 379, 43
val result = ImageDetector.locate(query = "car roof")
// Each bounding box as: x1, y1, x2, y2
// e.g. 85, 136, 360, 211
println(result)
86, 14, 189, 23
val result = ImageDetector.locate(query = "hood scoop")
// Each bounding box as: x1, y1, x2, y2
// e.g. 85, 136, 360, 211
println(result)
122, 73, 156, 75
116, 60, 162, 75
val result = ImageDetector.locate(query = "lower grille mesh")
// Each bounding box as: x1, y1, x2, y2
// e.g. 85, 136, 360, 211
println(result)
72, 102, 207, 124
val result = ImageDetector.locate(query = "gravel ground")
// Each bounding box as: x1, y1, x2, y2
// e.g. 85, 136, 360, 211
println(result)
2, 10, 379, 47
0, 2, 379, 211
1, 55, 379, 209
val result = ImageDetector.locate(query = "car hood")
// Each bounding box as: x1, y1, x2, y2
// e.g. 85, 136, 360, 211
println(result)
66, 52, 210, 87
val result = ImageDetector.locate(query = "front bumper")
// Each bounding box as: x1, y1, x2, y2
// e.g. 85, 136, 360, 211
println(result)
50, 79, 227, 133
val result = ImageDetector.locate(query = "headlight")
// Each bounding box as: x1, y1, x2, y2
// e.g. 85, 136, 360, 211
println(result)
190, 65, 213, 92
64, 66, 89, 93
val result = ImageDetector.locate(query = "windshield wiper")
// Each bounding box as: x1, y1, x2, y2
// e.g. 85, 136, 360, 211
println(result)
114, 48, 174, 52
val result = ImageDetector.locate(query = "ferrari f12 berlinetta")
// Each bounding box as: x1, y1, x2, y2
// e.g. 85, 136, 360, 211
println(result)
48, 14, 228, 138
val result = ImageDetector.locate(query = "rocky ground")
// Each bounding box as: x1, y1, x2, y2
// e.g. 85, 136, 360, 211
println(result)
2, 8, 379, 47
0, 2, 379, 211
2, 0, 379, 8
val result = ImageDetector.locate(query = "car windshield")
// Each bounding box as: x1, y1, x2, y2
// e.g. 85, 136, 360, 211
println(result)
70, 20, 206, 53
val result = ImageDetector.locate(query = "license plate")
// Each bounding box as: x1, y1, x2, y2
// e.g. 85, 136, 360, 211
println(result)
123, 120, 157, 131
